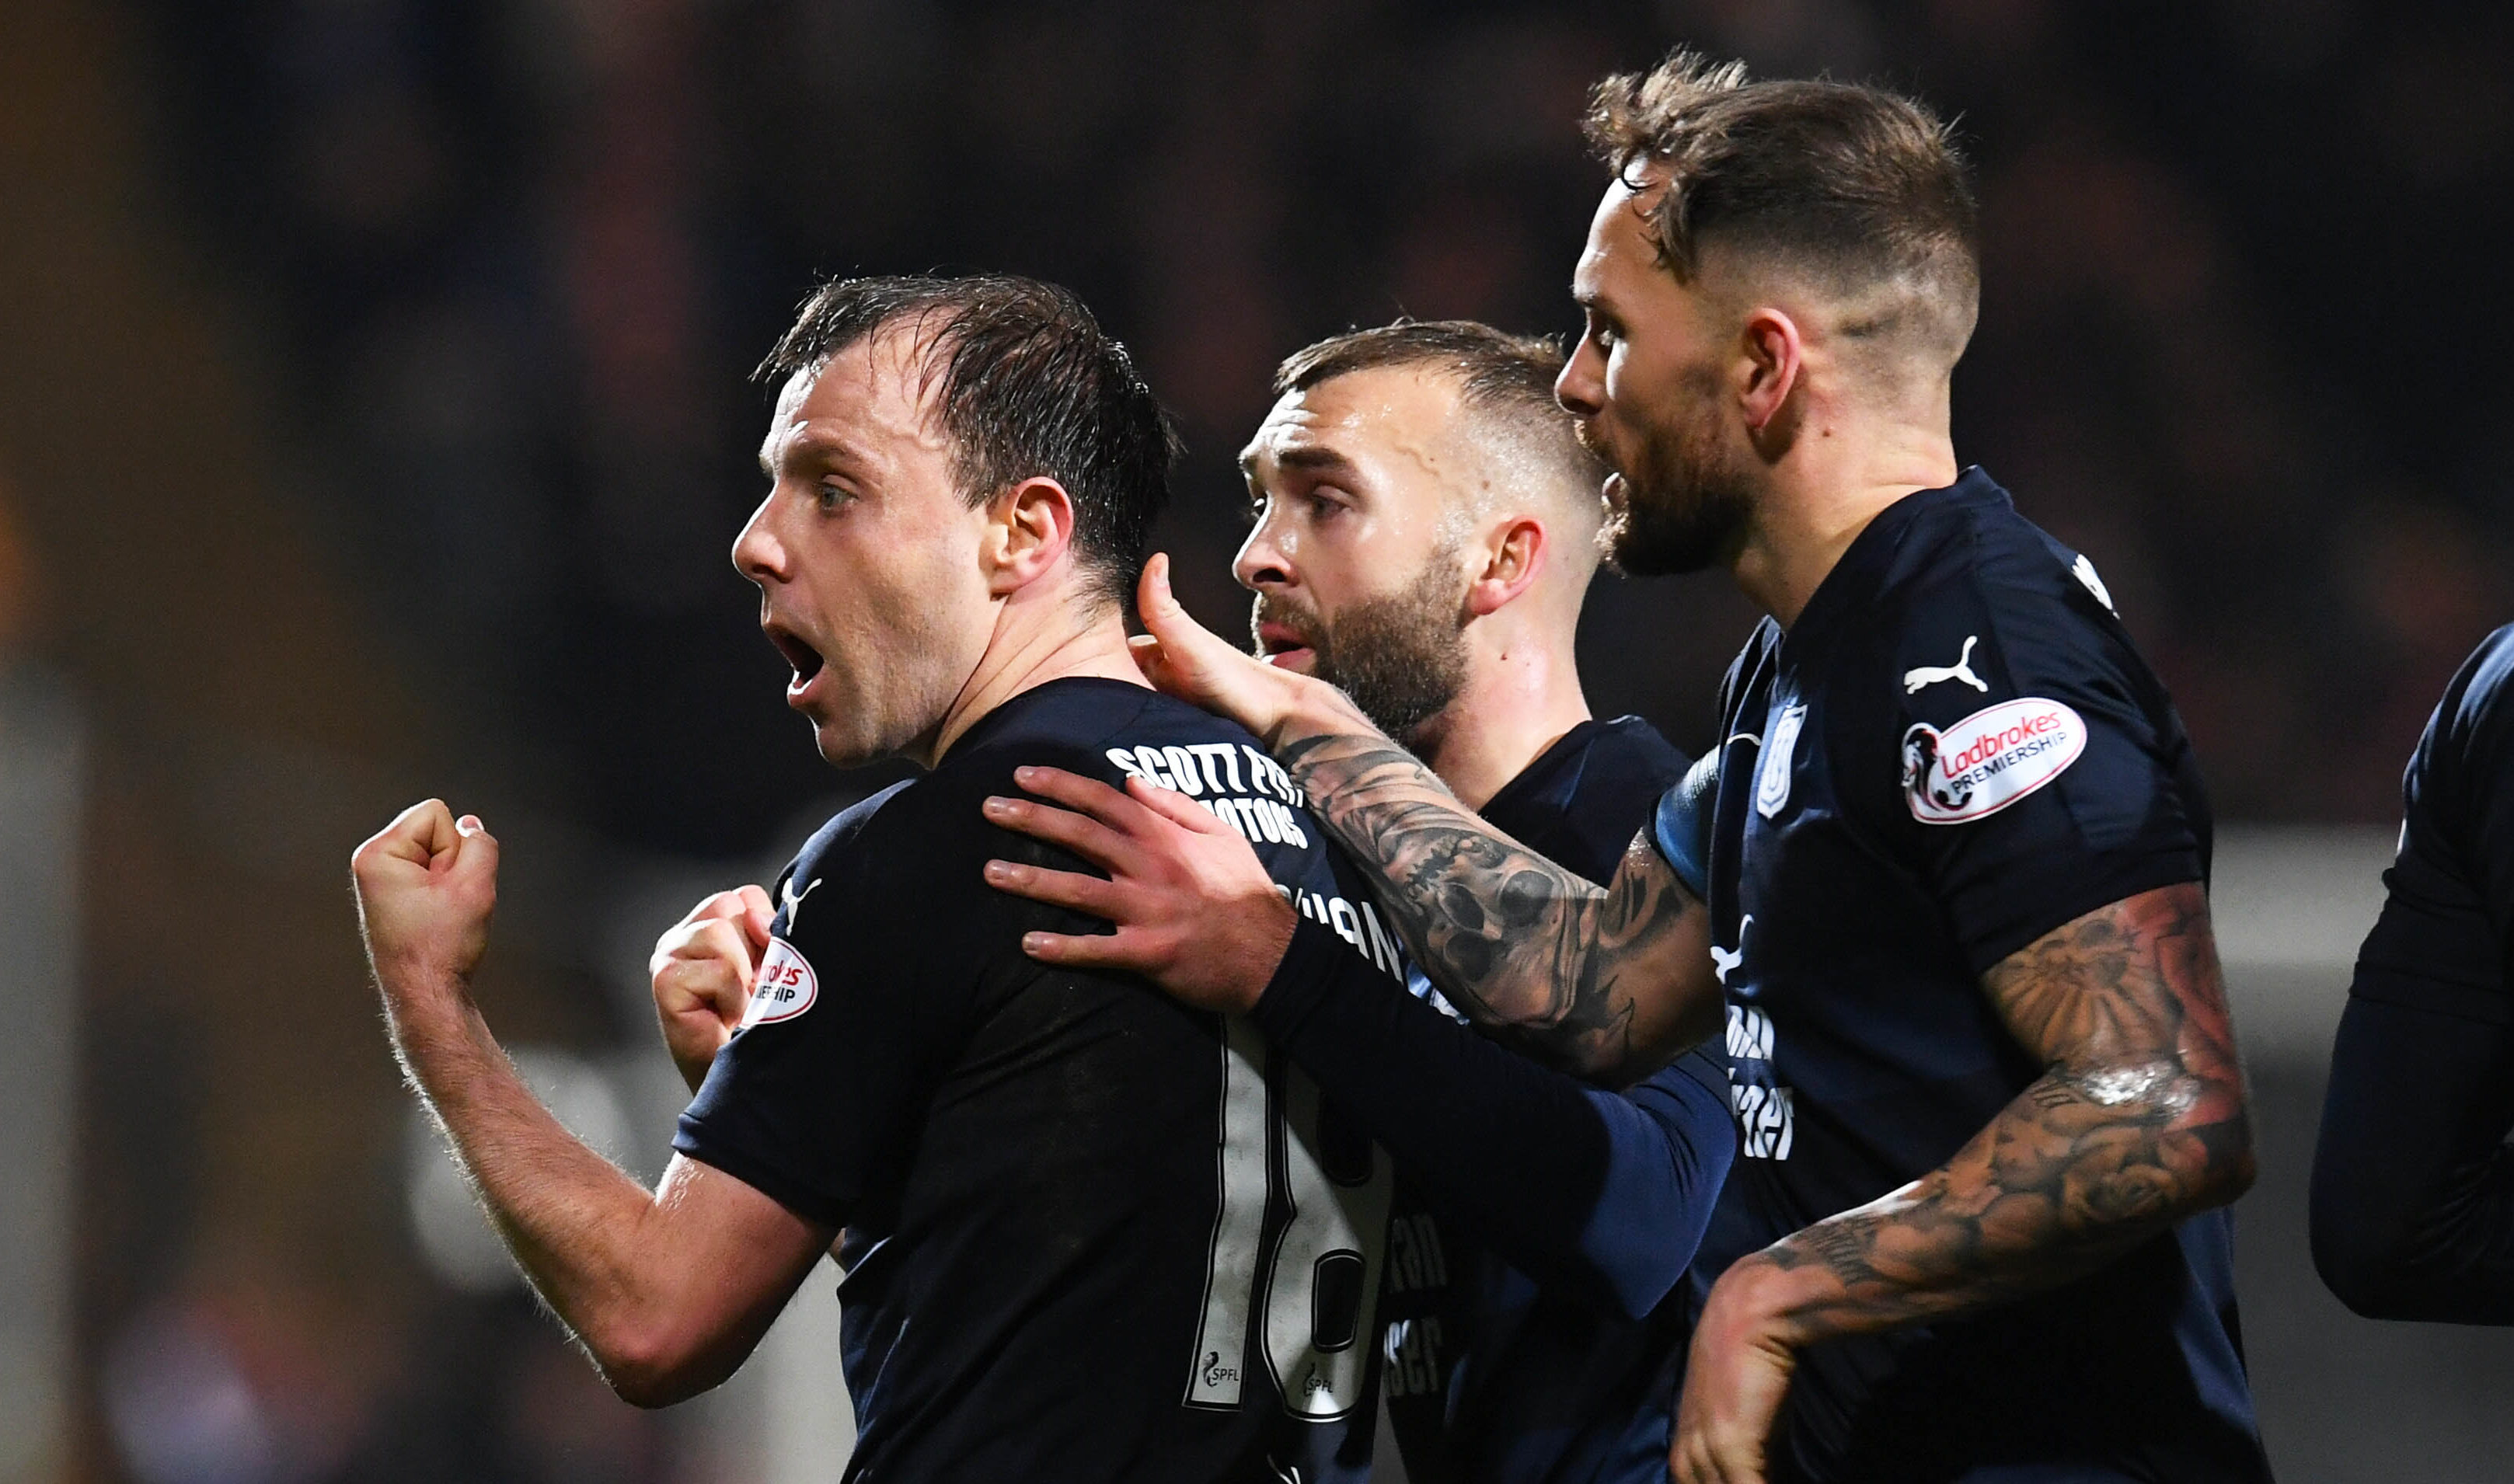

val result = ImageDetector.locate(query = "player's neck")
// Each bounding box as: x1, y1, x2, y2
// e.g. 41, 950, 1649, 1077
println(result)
1734, 412, 1958, 629
922, 595, 1145, 767
1412, 618, 1592, 813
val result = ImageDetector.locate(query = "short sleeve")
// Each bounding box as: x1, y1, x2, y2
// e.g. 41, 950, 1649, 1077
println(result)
672, 793, 965, 1228
2440, 629, 2514, 976
1857, 563, 2205, 974
1648, 751, 1719, 899
2352, 625, 2514, 1019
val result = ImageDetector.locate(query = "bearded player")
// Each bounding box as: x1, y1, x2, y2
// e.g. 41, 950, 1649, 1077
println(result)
995, 320, 1738, 1482
982, 55, 2271, 1484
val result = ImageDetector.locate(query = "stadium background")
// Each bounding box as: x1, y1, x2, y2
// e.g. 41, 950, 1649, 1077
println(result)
2, 0, 2510, 1479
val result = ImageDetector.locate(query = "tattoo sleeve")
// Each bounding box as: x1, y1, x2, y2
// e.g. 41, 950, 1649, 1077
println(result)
1751, 880, 2255, 1339
1277, 728, 1717, 1085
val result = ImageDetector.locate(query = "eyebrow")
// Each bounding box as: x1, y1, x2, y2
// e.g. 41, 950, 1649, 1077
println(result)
1244, 443, 1361, 479
762, 430, 860, 480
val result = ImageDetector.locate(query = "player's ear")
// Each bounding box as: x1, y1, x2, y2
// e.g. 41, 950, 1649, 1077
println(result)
985, 476, 1079, 594
1466, 515, 1546, 618
1735, 305, 1804, 437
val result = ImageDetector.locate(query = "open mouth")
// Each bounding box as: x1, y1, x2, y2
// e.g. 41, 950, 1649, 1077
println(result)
1254, 621, 1316, 669
763, 620, 826, 693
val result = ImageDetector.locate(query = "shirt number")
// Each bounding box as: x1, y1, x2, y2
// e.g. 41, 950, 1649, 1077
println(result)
1183, 1016, 1393, 1419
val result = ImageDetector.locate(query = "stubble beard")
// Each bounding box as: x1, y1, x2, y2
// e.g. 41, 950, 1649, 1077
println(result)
1583, 389, 1755, 578
1253, 552, 1473, 748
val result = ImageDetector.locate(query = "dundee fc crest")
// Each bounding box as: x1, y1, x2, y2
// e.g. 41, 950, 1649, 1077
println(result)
1756, 704, 1806, 819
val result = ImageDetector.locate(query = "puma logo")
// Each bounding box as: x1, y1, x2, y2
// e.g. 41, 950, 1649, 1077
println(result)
780, 876, 824, 933
1903, 635, 1988, 695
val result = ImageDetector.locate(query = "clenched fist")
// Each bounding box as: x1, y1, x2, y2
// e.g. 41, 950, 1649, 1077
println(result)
650, 887, 774, 1092
352, 799, 502, 991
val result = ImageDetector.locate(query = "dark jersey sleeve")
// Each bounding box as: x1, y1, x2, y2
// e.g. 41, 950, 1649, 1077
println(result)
1251, 917, 1735, 1322
1857, 553, 2205, 974
2348, 624, 2514, 1015
1649, 750, 1719, 898
2310, 624, 2514, 1321
673, 785, 968, 1228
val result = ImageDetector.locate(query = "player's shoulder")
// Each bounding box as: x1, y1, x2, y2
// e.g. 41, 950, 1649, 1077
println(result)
2446, 623, 2514, 726
1584, 714, 1690, 779
787, 777, 919, 885
1844, 469, 2140, 703
1559, 716, 1694, 818
1865, 468, 2118, 629
780, 681, 1181, 888
2426, 622, 2514, 786
941, 675, 1267, 768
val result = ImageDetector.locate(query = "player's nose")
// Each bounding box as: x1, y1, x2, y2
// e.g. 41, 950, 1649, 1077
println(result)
1232, 520, 1293, 593
1556, 339, 1605, 419
731, 494, 786, 584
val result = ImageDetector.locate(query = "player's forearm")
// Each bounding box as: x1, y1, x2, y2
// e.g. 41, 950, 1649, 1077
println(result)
1732, 884, 2254, 1343
1254, 920, 1729, 1317
1740, 1063, 2251, 1346
1273, 725, 1701, 1082
379, 967, 701, 1395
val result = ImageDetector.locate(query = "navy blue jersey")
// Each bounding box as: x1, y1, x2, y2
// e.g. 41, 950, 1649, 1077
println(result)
1448, 720, 1735, 1484
675, 678, 1403, 1484
2312, 623, 2514, 1319
2352, 623, 2514, 1019
1250, 719, 1735, 1484
1658, 471, 2270, 1482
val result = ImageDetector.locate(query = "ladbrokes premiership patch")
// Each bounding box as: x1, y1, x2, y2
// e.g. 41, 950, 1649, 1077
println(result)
1901, 697, 2087, 824
742, 937, 820, 1027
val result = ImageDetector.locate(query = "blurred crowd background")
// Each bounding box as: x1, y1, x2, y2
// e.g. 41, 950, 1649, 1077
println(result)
5, 0, 2513, 1480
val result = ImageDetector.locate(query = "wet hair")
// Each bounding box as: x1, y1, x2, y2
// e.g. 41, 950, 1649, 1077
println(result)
1585, 50, 1980, 367
758, 273, 1183, 610
1271, 319, 1604, 519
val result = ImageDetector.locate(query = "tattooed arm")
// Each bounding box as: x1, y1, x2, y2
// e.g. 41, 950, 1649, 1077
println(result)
1276, 728, 1721, 1084
1116, 555, 1721, 1084
1668, 880, 2256, 1483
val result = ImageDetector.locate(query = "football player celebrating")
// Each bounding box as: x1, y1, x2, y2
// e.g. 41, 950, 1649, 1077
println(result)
985, 54, 2271, 1484
990, 319, 1738, 1482
354, 274, 1413, 1482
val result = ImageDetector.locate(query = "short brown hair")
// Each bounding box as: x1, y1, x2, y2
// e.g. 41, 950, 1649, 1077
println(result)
758, 273, 1182, 611
1272, 320, 1604, 509
1585, 51, 1979, 364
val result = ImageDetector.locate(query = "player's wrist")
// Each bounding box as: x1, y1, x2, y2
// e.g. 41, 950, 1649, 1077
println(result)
368, 947, 476, 1018
1227, 888, 1299, 1014
1707, 1250, 1828, 1351
1264, 674, 1377, 755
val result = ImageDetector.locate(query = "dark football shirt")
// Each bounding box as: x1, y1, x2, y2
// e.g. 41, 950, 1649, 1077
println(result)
1655, 469, 2272, 1482
674, 677, 1405, 1484
1447, 719, 1736, 1484
1250, 719, 1735, 1484
2312, 622, 2514, 1319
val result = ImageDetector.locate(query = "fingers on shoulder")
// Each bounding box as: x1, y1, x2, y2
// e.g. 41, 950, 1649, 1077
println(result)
1023, 924, 1172, 975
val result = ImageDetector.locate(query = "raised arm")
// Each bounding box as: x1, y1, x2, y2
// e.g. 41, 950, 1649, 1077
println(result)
1671, 880, 2254, 1482
353, 803, 832, 1406
1125, 555, 1721, 1083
